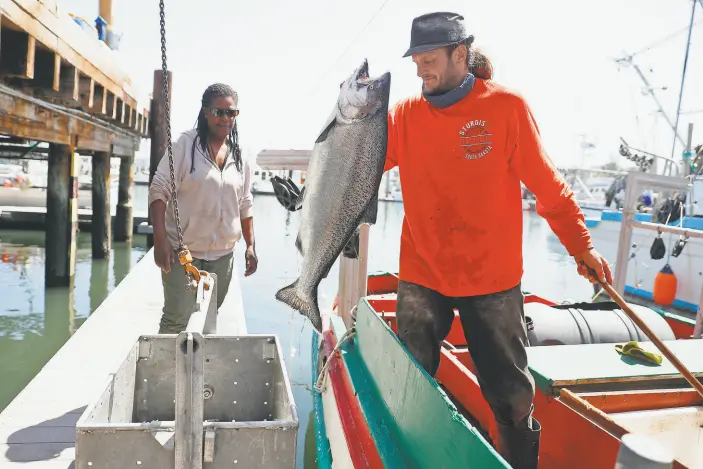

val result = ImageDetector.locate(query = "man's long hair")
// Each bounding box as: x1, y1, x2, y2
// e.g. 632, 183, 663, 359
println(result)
447, 40, 494, 80
190, 83, 243, 173
469, 47, 493, 80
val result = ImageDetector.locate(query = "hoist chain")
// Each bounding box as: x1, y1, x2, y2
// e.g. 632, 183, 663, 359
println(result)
158, 0, 182, 248
158, 0, 204, 291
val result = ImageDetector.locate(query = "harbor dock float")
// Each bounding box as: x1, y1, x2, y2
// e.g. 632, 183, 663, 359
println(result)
0, 248, 247, 467
0, 205, 148, 233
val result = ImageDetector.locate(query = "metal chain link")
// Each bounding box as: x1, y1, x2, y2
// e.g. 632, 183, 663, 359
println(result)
159, 0, 197, 290
158, 0, 184, 249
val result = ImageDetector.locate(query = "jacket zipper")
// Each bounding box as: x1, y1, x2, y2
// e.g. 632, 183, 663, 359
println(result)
204, 147, 229, 260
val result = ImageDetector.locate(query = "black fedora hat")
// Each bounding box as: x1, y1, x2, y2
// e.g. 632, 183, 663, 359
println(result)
403, 12, 474, 57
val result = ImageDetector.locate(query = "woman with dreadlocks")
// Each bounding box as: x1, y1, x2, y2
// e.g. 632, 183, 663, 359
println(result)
148, 83, 257, 334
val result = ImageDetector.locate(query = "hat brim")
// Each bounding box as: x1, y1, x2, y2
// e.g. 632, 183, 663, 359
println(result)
402, 40, 463, 58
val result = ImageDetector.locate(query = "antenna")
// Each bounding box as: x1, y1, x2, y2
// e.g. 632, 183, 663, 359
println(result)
669, 0, 698, 161
613, 3, 701, 175
614, 54, 686, 150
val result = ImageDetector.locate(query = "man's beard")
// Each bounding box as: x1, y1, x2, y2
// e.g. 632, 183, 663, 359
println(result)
422, 70, 464, 96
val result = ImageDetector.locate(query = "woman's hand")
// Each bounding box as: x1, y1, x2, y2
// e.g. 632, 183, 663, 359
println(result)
244, 245, 258, 277
241, 217, 257, 277
154, 232, 174, 272
150, 199, 174, 272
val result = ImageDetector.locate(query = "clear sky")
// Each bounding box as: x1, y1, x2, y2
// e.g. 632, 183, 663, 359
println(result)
62, 0, 702, 170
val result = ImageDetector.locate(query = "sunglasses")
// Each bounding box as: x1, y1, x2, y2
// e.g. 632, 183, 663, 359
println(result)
208, 108, 239, 118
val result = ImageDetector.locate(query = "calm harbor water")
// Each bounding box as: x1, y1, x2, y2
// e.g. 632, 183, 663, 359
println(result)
0, 187, 598, 467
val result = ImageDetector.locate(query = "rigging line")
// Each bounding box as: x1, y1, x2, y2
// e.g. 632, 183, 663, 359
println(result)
629, 17, 702, 59
669, 0, 697, 161
307, 0, 394, 96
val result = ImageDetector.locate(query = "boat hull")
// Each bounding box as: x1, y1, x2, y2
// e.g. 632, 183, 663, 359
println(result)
313, 272, 701, 468
312, 291, 510, 468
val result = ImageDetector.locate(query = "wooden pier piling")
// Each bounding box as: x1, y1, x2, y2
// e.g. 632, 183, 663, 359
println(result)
114, 154, 134, 242
147, 69, 172, 248
91, 150, 111, 258
0, 0, 149, 277
45, 143, 79, 287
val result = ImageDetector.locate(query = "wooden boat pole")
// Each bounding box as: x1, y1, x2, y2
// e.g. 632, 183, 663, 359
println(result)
584, 263, 703, 400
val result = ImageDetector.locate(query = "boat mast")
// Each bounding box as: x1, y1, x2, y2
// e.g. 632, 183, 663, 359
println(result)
614, 55, 684, 175
669, 0, 698, 161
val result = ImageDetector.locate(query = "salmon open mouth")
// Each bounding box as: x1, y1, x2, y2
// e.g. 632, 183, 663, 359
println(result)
357, 59, 369, 81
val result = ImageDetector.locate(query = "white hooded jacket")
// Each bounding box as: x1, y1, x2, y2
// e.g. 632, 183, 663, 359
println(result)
148, 129, 254, 260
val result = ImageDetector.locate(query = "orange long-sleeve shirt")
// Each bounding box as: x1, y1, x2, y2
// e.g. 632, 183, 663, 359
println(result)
384, 78, 593, 297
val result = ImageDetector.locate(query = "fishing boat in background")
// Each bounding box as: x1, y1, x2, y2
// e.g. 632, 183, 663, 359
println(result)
587, 199, 703, 317
522, 167, 703, 321
252, 168, 403, 204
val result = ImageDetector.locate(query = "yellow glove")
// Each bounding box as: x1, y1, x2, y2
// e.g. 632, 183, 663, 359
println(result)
615, 341, 663, 366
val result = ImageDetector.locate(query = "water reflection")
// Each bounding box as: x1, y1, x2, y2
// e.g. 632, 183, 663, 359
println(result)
90, 257, 109, 316
0, 229, 148, 411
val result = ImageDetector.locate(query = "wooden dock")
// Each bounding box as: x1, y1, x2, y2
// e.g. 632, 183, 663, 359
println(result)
0, 0, 156, 287
0, 0, 149, 149
0, 248, 247, 468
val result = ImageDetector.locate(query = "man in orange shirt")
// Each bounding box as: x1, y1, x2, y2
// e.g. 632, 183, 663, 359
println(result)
383, 12, 613, 469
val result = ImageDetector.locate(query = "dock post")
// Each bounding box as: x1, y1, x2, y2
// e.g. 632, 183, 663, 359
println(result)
114, 154, 134, 242
91, 151, 111, 258
147, 69, 173, 249
46, 143, 79, 287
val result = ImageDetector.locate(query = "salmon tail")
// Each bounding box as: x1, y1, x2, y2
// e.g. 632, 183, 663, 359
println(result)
275, 280, 323, 333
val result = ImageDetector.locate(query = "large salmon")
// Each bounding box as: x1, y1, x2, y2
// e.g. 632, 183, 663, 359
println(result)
275, 59, 391, 333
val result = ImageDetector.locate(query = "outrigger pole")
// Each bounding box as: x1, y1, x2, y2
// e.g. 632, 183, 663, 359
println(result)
669, 0, 698, 161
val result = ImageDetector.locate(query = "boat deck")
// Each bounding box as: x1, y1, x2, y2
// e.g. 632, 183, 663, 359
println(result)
361, 274, 703, 468
611, 405, 703, 469
526, 339, 703, 394
0, 248, 247, 468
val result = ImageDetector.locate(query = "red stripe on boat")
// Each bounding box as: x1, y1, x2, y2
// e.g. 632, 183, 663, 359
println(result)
323, 328, 385, 469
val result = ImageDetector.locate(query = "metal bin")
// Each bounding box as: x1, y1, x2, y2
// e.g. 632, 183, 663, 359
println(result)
75, 331, 298, 468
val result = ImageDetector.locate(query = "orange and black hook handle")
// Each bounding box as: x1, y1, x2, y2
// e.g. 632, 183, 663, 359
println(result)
177, 247, 210, 291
